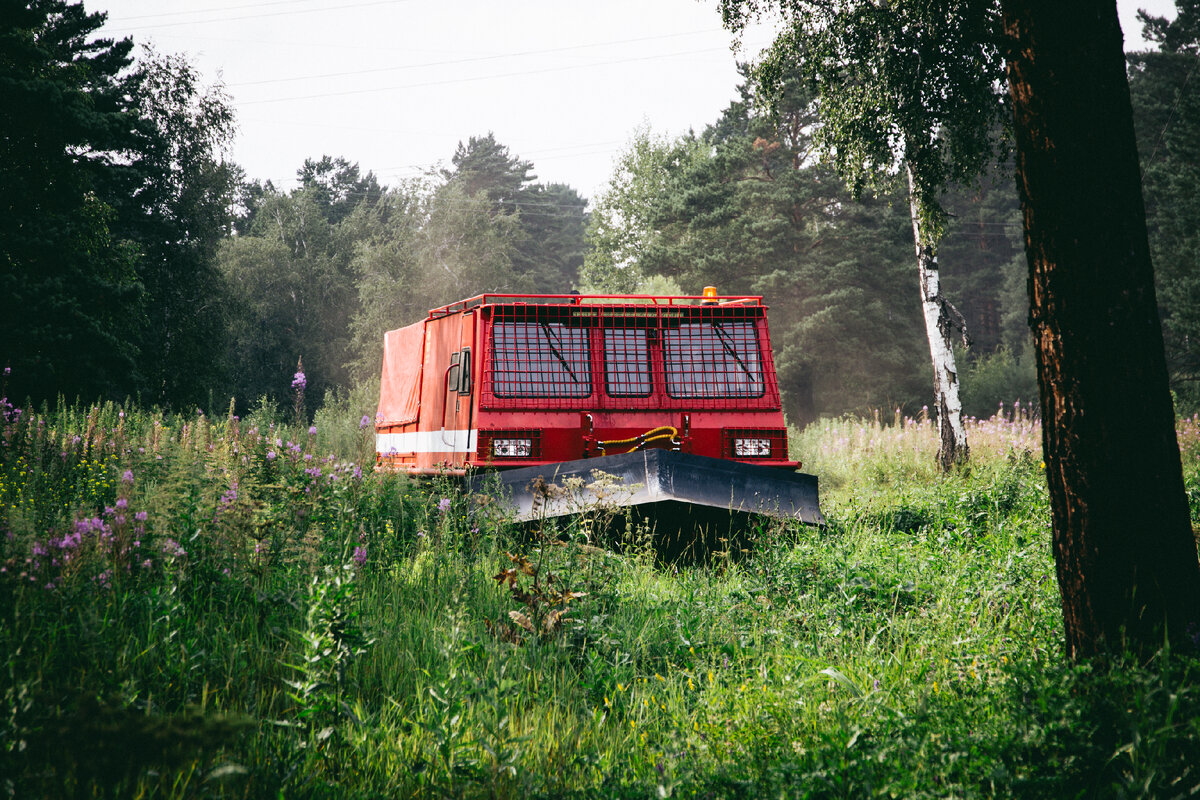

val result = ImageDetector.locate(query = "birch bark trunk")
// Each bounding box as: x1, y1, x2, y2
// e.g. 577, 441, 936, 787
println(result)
907, 166, 969, 471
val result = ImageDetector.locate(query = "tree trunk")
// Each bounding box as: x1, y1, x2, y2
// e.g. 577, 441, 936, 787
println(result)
1002, 0, 1200, 658
907, 167, 969, 471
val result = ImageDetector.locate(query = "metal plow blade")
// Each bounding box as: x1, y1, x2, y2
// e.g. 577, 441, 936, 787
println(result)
466, 450, 823, 554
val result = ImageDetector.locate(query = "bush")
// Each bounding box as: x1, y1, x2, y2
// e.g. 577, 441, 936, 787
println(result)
961, 346, 1039, 420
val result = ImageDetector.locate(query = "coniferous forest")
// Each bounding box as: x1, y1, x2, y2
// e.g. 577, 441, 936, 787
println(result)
5, 2, 1199, 423
4, 2, 1200, 797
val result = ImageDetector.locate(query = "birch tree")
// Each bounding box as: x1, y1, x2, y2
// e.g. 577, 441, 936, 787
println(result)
721, 0, 1009, 469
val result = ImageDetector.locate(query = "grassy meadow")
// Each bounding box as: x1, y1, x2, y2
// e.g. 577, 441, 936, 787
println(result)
2, 392, 1200, 798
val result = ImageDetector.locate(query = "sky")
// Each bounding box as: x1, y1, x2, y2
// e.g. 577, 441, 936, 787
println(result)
95, 1, 1180, 202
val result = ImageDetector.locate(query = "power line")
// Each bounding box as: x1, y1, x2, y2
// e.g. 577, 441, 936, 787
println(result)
226, 30, 746, 88
105, 0, 340, 22
104, 0, 414, 31
238, 46, 740, 105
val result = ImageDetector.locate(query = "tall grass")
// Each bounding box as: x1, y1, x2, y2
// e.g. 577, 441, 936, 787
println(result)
2, 393, 1198, 798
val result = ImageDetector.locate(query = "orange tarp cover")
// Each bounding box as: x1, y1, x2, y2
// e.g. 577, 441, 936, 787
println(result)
377, 320, 425, 426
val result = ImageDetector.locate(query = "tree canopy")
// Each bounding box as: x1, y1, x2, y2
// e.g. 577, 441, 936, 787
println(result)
0, 0, 144, 401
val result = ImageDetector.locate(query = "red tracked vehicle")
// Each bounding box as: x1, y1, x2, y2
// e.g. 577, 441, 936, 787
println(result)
375, 290, 822, 543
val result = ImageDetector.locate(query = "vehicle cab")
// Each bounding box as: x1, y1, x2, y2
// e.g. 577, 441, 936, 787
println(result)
375, 290, 796, 474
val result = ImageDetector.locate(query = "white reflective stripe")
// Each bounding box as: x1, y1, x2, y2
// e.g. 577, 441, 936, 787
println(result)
376, 430, 478, 454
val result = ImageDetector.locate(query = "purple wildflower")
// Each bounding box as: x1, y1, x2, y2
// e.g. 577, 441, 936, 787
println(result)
121, 469, 134, 484
353, 546, 368, 567
291, 371, 307, 390
266, 450, 277, 460
360, 415, 371, 429
115, 498, 128, 509
135, 511, 148, 522
308, 425, 317, 436
438, 498, 452, 514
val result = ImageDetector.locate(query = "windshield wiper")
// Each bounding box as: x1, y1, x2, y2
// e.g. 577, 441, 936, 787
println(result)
709, 322, 754, 380
540, 322, 580, 382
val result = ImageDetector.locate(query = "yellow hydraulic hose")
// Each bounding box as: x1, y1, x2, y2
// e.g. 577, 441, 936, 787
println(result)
597, 426, 679, 456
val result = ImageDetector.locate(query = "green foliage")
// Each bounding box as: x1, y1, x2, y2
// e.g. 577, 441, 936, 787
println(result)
960, 346, 1040, 420
220, 175, 366, 407
4, 394, 1200, 797
581, 126, 706, 294
1139, 0, 1200, 55
582, 86, 933, 421
0, 7, 239, 410
445, 133, 588, 293
285, 564, 375, 762
0, 0, 144, 402
297, 155, 383, 224
720, 0, 1009, 239
1128, 42, 1200, 411
127, 47, 240, 407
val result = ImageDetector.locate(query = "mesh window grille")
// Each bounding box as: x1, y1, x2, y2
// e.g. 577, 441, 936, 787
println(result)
663, 322, 764, 398
492, 321, 592, 398
483, 302, 778, 409
604, 329, 651, 397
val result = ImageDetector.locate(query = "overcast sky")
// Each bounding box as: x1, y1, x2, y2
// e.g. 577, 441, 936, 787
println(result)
95, 1, 1178, 201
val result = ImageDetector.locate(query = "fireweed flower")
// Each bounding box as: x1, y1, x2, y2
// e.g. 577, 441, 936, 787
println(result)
291, 371, 307, 390
308, 425, 317, 436
353, 546, 368, 567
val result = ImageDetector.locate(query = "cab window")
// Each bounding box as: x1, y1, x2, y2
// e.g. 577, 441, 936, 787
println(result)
492, 321, 591, 398
604, 328, 651, 397
663, 321, 764, 398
